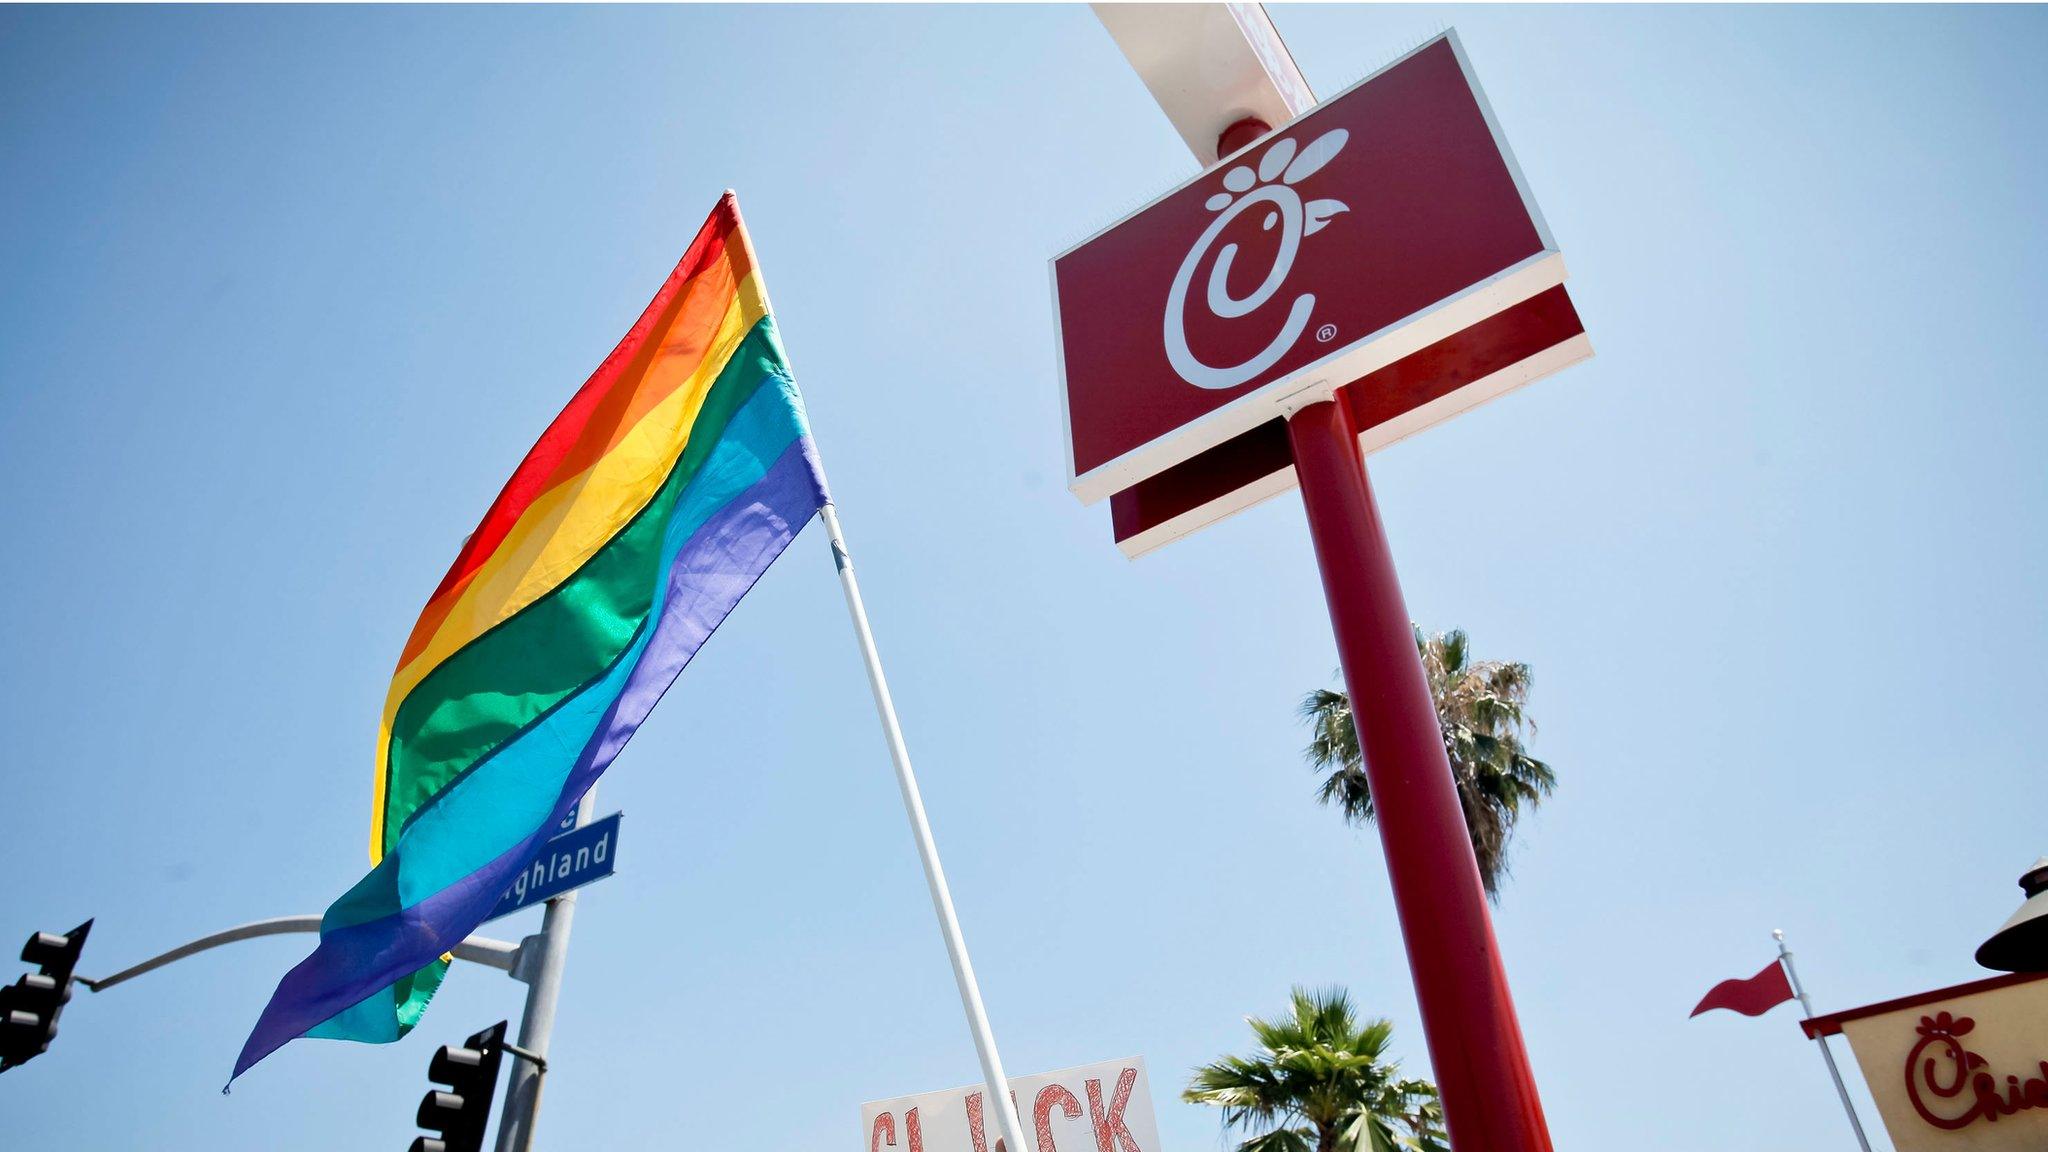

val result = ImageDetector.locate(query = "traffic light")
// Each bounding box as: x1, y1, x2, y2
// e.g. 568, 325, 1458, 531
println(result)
0, 919, 92, 1072
411, 1019, 508, 1152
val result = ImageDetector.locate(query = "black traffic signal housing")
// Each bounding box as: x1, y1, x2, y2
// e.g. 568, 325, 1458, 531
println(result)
0, 919, 92, 1072
411, 1019, 508, 1152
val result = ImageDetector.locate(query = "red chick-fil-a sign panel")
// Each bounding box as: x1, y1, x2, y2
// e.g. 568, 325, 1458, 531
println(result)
861, 1057, 1160, 1152
1054, 30, 1566, 504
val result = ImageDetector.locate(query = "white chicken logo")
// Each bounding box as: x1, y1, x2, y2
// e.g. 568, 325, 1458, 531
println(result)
1165, 128, 1350, 390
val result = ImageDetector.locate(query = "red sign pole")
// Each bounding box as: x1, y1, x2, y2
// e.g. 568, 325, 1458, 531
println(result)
1285, 398, 1553, 1152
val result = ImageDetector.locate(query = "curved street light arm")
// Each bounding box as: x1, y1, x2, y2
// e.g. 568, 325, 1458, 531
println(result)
77, 916, 524, 993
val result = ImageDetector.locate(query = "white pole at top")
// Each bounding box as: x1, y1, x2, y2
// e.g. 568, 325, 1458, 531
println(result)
1776, 930, 1874, 1152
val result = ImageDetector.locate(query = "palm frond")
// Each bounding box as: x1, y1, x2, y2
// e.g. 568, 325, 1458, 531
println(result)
1235, 1128, 1318, 1152
1189, 989, 1438, 1152
1299, 628, 1555, 899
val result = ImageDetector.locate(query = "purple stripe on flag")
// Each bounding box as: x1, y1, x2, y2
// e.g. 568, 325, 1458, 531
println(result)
232, 438, 826, 1080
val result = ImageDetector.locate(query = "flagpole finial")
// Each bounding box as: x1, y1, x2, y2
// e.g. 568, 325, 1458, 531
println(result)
1773, 928, 1785, 941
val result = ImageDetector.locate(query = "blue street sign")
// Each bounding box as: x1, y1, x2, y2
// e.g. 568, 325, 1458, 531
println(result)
488, 812, 621, 922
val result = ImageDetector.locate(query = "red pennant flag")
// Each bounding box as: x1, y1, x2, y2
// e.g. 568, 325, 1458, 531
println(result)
1691, 959, 1797, 1017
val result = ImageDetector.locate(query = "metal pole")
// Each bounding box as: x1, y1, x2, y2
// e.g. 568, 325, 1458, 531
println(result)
79, 919, 520, 992
495, 785, 599, 1152
1776, 929, 1874, 1152
818, 502, 1033, 1152
1285, 399, 1552, 1152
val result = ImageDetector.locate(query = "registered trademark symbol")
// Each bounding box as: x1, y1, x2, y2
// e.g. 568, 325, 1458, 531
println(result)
1315, 323, 1338, 343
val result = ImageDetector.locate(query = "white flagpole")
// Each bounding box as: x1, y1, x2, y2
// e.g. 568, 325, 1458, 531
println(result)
1775, 929, 1873, 1152
819, 502, 1032, 1152
723, 193, 1026, 1151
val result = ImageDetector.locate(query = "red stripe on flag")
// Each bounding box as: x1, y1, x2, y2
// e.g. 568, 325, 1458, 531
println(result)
413, 196, 740, 620
1690, 959, 1796, 1018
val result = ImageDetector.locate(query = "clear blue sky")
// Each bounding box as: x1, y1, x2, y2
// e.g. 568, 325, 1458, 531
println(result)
3, 5, 2044, 1150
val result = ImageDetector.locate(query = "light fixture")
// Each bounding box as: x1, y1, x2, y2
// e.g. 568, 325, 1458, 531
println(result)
1976, 857, 2048, 973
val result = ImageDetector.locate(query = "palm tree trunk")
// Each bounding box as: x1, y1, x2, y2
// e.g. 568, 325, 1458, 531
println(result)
1316, 1124, 1340, 1152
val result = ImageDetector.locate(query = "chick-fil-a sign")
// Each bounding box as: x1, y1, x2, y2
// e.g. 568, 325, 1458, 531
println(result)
1809, 970, 2048, 1152
1053, 31, 1565, 504
1903, 1011, 2048, 1132
862, 1057, 1159, 1152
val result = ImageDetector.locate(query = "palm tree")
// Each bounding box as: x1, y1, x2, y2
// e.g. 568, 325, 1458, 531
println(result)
1299, 628, 1554, 899
1184, 987, 1447, 1152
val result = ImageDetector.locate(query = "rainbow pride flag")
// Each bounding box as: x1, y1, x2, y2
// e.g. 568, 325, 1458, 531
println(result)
233, 193, 828, 1080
